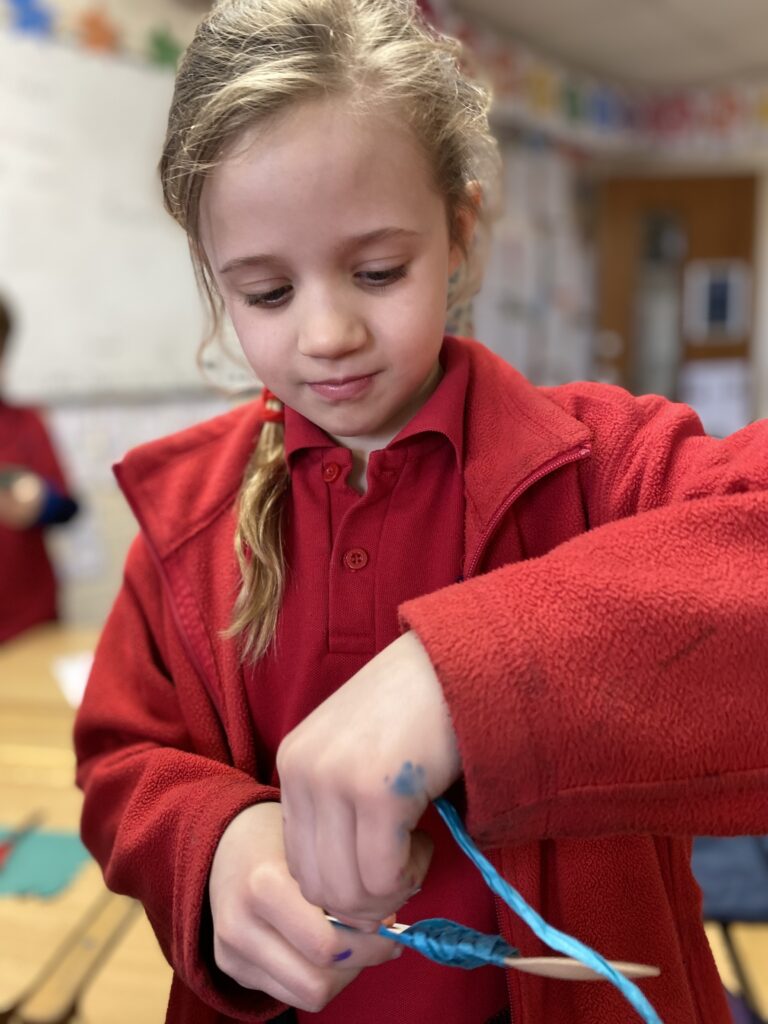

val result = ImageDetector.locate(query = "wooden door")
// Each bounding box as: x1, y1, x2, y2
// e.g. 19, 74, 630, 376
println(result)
595, 176, 756, 402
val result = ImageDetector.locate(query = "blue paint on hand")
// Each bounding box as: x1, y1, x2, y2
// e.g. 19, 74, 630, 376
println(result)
390, 761, 426, 798
333, 949, 353, 963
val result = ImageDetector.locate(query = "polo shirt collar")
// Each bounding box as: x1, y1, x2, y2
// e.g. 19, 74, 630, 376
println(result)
283, 337, 468, 467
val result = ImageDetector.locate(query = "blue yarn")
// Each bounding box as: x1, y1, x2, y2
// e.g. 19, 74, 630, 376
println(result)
378, 917, 519, 969
431, 798, 663, 1024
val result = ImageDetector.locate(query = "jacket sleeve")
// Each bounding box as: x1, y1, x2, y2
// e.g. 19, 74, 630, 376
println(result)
74, 536, 284, 1022
23, 408, 73, 495
400, 389, 768, 848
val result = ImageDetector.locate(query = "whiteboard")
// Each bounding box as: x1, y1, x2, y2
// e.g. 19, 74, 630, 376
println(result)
0, 31, 254, 400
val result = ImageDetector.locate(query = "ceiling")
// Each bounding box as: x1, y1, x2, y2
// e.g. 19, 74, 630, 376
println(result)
452, 0, 768, 88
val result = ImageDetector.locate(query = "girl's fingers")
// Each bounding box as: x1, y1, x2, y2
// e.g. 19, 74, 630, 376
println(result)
281, 786, 322, 900
355, 798, 429, 900
406, 829, 435, 895
216, 917, 363, 1012
250, 858, 397, 969
313, 796, 371, 915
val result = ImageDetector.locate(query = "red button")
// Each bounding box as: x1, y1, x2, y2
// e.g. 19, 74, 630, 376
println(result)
343, 548, 369, 571
323, 462, 341, 483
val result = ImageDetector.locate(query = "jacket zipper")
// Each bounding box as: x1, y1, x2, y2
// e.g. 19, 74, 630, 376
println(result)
469, 443, 591, 1024
491, 852, 517, 1024
466, 444, 592, 579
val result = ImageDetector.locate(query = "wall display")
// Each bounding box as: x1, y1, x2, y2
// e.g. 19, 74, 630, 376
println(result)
0, 30, 255, 400
435, 3, 768, 163
677, 359, 752, 437
473, 141, 595, 386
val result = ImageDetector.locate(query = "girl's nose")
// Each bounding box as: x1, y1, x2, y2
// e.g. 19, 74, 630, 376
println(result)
297, 301, 368, 359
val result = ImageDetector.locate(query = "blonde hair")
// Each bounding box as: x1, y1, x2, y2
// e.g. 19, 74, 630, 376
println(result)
160, 0, 500, 659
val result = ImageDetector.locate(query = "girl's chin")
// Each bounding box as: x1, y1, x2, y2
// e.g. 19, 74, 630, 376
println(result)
313, 409, 404, 446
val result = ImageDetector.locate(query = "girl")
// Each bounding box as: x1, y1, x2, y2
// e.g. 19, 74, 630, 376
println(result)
74, 2, 768, 1022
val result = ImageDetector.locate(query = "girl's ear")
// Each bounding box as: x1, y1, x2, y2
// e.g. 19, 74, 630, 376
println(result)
448, 181, 481, 275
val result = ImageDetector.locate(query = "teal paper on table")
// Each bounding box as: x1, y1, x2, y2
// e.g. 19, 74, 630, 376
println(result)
0, 827, 91, 898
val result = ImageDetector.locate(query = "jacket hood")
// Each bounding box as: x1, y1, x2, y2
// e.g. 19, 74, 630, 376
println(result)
114, 337, 591, 560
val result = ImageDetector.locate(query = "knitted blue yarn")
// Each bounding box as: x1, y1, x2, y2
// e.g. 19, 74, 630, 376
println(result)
378, 917, 519, 969
431, 798, 663, 1024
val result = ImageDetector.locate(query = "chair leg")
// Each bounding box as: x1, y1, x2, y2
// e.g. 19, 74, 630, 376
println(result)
721, 922, 764, 1022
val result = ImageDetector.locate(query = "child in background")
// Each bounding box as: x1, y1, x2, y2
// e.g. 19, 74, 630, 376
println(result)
0, 296, 78, 643
74, 2, 768, 1023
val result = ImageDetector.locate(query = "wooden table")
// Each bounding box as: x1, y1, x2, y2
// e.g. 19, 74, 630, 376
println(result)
0, 624, 171, 1023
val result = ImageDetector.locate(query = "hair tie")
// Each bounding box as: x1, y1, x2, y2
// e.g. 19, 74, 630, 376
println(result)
258, 387, 284, 424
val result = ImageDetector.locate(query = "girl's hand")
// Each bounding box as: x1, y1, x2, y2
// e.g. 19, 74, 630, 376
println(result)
0, 467, 44, 529
209, 802, 400, 1012
277, 631, 461, 929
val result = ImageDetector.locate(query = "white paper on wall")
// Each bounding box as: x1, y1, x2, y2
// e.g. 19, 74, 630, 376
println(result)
677, 359, 752, 437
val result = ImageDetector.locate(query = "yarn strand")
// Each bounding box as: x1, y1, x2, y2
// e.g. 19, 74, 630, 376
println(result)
378, 917, 519, 969
428, 798, 663, 1024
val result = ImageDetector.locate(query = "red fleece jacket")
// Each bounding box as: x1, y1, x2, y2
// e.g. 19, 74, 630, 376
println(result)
74, 337, 768, 1024
0, 401, 72, 643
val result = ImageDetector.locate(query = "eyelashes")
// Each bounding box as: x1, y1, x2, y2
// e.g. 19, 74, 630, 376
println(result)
358, 265, 408, 287
244, 285, 292, 308
243, 264, 409, 309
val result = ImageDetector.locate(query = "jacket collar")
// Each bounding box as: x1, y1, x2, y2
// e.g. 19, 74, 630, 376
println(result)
114, 401, 263, 559
449, 336, 590, 569
114, 337, 590, 563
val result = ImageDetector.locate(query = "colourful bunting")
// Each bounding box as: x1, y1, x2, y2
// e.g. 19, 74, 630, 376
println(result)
446, 11, 768, 152
147, 26, 183, 68
77, 8, 120, 53
8, 0, 54, 37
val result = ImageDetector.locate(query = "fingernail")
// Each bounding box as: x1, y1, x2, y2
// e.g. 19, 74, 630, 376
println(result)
390, 945, 404, 959
332, 949, 353, 963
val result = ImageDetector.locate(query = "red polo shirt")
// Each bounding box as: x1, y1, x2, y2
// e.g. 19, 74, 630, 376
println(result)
0, 401, 69, 644
245, 346, 508, 1022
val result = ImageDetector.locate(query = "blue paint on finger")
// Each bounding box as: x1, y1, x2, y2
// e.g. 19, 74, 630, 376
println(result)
390, 762, 425, 798
333, 949, 353, 962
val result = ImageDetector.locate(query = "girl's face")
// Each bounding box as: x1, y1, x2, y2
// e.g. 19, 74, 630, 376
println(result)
199, 97, 467, 450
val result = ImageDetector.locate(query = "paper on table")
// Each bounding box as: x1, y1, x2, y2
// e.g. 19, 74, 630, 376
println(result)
51, 651, 94, 708
0, 828, 91, 898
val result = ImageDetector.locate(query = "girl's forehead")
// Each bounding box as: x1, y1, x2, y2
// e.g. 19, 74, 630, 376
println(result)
200, 96, 445, 252
222, 95, 428, 184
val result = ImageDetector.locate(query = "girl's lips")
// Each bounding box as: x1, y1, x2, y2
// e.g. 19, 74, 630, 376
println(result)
307, 374, 376, 401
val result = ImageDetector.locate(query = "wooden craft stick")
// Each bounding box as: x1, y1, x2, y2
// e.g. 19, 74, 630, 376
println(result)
500, 956, 660, 981
327, 917, 660, 982
386, 920, 660, 980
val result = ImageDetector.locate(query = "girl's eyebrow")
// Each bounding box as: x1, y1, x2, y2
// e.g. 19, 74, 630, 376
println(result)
219, 227, 421, 275
339, 226, 421, 254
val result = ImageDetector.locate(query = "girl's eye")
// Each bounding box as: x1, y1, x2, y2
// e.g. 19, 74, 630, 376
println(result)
357, 265, 408, 288
244, 285, 293, 308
